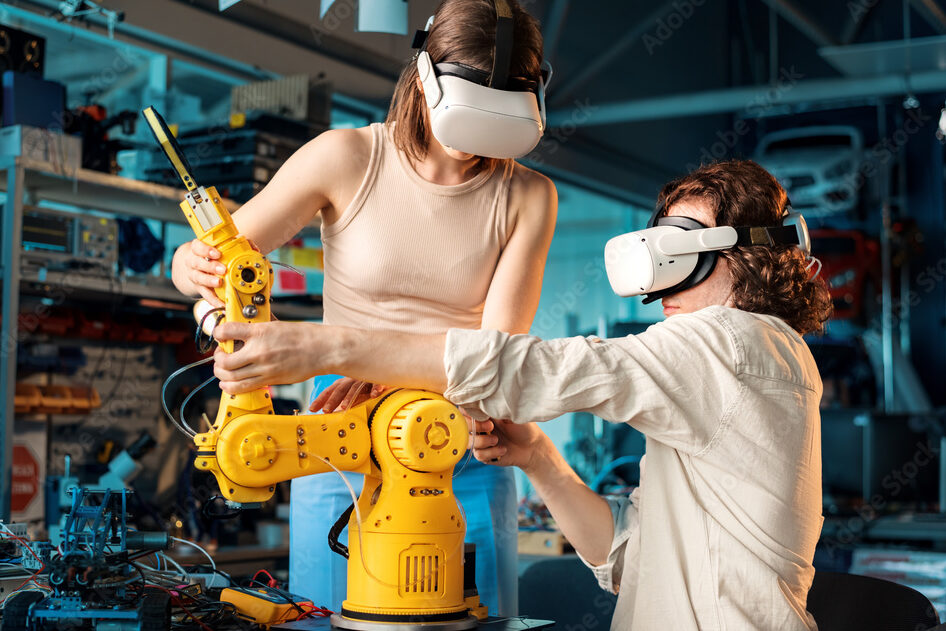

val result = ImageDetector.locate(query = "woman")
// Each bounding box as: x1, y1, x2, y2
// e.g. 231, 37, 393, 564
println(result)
212, 159, 832, 630
171, 0, 556, 615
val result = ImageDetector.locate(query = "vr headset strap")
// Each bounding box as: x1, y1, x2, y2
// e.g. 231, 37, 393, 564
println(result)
734, 225, 801, 247
491, 0, 514, 89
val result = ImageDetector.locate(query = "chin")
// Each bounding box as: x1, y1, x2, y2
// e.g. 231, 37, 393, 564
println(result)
443, 148, 476, 161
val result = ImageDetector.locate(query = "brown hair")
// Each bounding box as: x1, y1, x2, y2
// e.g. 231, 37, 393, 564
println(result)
385, 0, 543, 167
657, 159, 833, 335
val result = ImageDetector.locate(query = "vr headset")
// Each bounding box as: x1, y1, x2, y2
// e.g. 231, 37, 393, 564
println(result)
412, 0, 550, 159
605, 203, 811, 304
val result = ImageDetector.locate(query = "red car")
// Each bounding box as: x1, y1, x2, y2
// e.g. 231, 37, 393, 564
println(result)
811, 229, 881, 321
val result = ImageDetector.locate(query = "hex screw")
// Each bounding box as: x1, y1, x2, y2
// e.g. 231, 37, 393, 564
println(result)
338, 429, 346, 438
339, 447, 348, 455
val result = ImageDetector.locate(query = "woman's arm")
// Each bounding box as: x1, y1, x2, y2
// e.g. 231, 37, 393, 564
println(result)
170, 127, 371, 299
480, 168, 557, 334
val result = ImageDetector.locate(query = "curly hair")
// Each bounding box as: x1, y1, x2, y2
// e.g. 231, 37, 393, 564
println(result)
657, 159, 833, 335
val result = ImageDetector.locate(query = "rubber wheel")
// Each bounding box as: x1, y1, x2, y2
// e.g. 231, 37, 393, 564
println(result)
139, 587, 171, 631
1, 590, 44, 631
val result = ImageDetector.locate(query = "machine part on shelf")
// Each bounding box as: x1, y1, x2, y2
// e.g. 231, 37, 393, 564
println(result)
94, 432, 157, 490
0, 124, 82, 171
143, 105, 485, 627
62, 104, 137, 173
19, 206, 119, 274
231, 74, 333, 127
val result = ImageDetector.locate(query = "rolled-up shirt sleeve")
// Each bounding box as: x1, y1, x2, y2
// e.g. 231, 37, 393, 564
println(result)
442, 309, 742, 453
577, 489, 640, 594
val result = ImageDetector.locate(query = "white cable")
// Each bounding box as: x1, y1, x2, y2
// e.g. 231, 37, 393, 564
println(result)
170, 536, 215, 571
157, 552, 189, 582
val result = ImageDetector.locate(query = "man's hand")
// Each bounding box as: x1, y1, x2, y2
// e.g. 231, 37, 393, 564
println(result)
471, 418, 546, 474
213, 321, 323, 393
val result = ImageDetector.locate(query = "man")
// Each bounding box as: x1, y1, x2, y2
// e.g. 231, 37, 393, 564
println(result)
212, 160, 832, 630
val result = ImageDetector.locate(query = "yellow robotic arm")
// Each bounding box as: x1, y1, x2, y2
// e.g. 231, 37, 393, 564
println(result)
143, 107, 482, 628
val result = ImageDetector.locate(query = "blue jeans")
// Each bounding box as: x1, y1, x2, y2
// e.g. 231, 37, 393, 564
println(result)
289, 375, 519, 615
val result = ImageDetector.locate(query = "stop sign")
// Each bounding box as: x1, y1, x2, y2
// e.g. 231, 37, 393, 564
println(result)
11, 444, 40, 513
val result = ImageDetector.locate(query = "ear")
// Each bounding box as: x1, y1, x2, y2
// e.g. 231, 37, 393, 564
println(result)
415, 76, 424, 95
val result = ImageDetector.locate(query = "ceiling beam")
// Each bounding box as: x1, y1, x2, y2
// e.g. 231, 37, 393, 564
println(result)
548, 0, 681, 107
909, 0, 946, 34
547, 68, 946, 126
756, 0, 839, 48
170, 0, 403, 82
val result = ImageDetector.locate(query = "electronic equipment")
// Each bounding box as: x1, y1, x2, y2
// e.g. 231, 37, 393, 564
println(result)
1, 488, 171, 631
138, 124, 312, 202
144, 104, 485, 629
0, 24, 45, 76
605, 208, 811, 303
231, 74, 332, 127
221, 585, 316, 628
20, 206, 119, 273
1, 71, 65, 129
412, 0, 551, 159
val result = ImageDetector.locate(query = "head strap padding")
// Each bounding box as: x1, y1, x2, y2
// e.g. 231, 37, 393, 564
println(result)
491, 0, 514, 89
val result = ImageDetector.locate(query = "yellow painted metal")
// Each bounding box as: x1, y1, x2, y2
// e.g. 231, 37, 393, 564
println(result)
343, 390, 469, 619
150, 104, 480, 622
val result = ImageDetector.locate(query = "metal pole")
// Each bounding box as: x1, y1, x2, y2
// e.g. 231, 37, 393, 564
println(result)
0, 161, 24, 522
881, 200, 895, 413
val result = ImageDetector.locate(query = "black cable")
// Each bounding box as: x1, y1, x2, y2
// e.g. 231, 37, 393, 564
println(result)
328, 503, 354, 559
195, 308, 225, 354
242, 578, 309, 619
201, 496, 242, 521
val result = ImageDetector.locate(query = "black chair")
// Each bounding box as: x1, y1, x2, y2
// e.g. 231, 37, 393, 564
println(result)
807, 571, 941, 631
518, 555, 616, 629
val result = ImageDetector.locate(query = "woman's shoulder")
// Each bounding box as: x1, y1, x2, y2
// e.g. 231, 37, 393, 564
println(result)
508, 161, 557, 220
306, 125, 374, 160
509, 161, 555, 195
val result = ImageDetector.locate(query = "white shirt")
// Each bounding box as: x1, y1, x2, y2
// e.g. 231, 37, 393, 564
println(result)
442, 306, 823, 631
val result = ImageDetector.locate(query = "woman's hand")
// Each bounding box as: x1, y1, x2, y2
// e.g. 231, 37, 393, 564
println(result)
172, 239, 227, 307
309, 378, 390, 413
471, 418, 547, 474
213, 321, 323, 393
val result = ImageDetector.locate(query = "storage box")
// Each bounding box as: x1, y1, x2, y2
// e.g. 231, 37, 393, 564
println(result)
518, 529, 571, 556
0, 124, 81, 173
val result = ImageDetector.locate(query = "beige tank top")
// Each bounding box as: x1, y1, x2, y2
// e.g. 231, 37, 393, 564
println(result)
320, 123, 515, 332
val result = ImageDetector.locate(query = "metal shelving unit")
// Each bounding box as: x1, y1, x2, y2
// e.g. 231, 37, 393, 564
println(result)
0, 156, 322, 521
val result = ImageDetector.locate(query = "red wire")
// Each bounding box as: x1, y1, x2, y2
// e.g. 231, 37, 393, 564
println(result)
1, 530, 46, 592
252, 568, 277, 587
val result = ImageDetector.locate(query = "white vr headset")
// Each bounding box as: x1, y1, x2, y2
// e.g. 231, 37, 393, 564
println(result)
412, 0, 550, 159
605, 205, 811, 304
